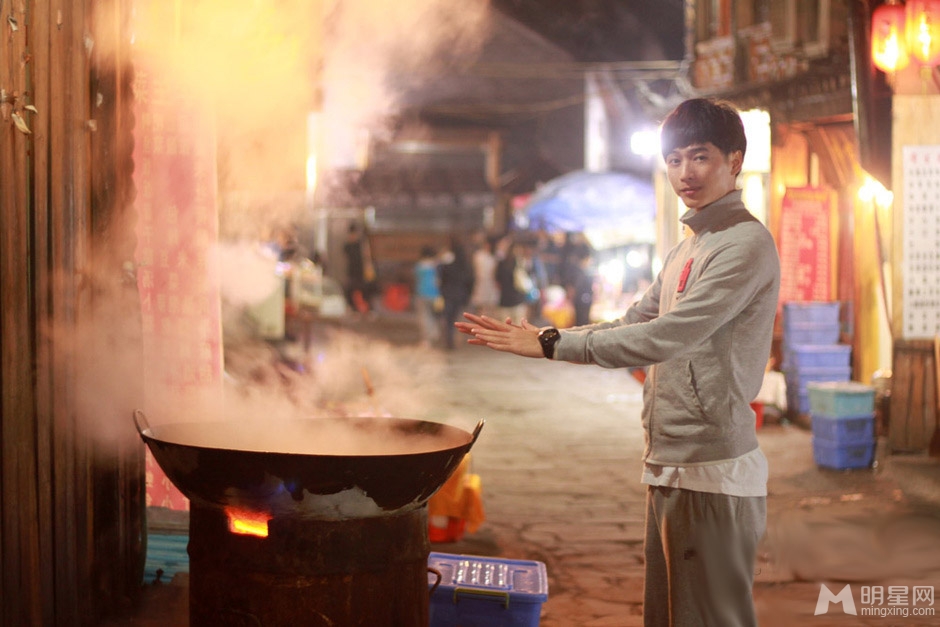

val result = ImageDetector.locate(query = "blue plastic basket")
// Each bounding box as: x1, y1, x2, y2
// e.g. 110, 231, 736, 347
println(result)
812, 438, 875, 470
811, 413, 875, 446
783, 322, 841, 346
787, 387, 811, 415
143, 533, 189, 584
782, 301, 840, 325
428, 552, 548, 627
783, 344, 851, 369
808, 381, 875, 417
784, 367, 852, 397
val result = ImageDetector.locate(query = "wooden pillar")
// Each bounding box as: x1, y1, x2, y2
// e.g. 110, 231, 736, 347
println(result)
889, 340, 938, 453
889, 96, 940, 455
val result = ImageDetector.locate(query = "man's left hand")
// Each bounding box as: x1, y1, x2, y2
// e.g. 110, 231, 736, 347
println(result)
455, 313, 544, 358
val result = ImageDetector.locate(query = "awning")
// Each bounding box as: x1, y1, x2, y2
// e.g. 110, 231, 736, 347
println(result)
516, 169, 657, 246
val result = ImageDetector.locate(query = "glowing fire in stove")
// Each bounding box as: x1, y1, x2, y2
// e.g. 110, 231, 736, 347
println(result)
225, 508, 272, 537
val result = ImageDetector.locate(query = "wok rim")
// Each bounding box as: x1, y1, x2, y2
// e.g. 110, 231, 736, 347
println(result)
138, 416, 476, 459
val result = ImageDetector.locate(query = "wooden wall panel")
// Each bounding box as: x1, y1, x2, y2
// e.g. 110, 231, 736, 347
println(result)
889, 340, 938, 452
28, 2, 60, 622
1, 0, 43, 623
88, 0, 147, 610
1, 1, 144, 624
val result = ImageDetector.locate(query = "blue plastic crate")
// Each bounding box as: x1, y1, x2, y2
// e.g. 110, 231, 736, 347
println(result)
783, 301, 840, 325
812, 438, 874, 470
783, 322, 841, 346
783, 344, 851, 369
784, 367, 852, 397
143, 533, 189, 584
787, 388, 811, 415
807, 381, 875, 417
428, 552, 548, 627
811, 413, 875, 446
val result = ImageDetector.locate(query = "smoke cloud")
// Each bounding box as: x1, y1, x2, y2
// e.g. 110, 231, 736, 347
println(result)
319, 0, 490, 168
126, 0, 490, 230
76, 0, 493, 452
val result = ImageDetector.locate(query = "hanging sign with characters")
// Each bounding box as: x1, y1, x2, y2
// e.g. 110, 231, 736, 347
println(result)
776, 186, 833, 305
902, 145, 940, 339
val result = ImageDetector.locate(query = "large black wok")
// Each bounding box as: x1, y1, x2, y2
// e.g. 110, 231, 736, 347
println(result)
135, 410, 484, 520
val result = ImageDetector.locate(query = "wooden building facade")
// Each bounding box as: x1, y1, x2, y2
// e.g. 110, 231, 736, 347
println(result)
685, 0, 939, 452
1, 1, 144, 624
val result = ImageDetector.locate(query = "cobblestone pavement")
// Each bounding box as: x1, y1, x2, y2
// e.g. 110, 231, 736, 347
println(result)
123, 315, 940, 626
363, 317, 940, 627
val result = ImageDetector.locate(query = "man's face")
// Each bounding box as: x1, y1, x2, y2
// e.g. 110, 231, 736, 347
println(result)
664, 142, 742, 210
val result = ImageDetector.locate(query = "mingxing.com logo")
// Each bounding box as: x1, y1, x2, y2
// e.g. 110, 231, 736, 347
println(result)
816, 584, 857, 615
815, 583, 936, 618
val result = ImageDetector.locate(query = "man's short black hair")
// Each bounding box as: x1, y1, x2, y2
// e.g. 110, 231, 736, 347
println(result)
660, 98, 747, 160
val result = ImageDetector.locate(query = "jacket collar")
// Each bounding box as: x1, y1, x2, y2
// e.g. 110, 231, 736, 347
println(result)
679, 189, 745, 235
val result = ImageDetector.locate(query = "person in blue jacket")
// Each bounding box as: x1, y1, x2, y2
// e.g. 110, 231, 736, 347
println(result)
456, 98, 781, 627
413, 245, 441, 348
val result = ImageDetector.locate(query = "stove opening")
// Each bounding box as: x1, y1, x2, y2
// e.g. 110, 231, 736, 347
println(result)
225, 507, 271, 537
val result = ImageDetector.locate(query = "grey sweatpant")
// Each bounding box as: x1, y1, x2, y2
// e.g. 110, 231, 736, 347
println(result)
643, 486, 766, 627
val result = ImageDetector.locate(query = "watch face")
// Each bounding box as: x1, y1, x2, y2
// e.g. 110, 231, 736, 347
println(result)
539, 328, 560, 358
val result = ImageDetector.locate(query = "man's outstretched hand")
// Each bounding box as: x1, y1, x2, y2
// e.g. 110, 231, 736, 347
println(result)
455, 312, 544, 358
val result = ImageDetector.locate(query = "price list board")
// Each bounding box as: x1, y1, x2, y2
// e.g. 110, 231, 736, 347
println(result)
901, 146, 940, 339
776, 187, 832, 304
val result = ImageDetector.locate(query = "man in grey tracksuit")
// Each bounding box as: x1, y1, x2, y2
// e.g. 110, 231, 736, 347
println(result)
457, 98, 781, 626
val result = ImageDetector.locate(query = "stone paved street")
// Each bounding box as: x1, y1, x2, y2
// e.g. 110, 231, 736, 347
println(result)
357, 316, 940, 627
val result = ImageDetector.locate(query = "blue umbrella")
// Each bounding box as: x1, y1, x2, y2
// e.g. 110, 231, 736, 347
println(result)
520, 170, 656, 238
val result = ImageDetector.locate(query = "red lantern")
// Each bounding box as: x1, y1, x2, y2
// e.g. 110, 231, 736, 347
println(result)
906, 0, 940, 66
872, 1, 909, 72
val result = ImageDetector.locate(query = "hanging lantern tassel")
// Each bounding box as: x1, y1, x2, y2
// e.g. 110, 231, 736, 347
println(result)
872, 1, 910, 73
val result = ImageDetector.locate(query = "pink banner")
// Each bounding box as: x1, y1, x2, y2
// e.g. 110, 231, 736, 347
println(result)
777, 187, 832, 304
133, 59, 222, 510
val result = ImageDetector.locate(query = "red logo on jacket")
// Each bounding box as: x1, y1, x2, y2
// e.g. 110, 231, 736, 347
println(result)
677, 258, 693, 293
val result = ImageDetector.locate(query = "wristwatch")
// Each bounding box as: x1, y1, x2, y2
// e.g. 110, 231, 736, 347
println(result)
538, 327, 561, 359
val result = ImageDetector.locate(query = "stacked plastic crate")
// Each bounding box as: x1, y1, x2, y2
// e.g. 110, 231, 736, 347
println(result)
807, 382, 877, 469
781, 302, 849, 417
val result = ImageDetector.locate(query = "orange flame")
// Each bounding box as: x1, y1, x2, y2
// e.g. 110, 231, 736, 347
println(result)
225, 508, 272, 537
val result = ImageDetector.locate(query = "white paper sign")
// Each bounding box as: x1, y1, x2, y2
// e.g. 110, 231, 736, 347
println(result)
902, 145, 940, 339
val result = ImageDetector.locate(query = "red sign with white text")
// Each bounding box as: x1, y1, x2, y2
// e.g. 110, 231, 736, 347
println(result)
777, 187, 832, 304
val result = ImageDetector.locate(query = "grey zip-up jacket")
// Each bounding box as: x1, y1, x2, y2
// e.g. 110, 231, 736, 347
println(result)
554, 190, 781, 464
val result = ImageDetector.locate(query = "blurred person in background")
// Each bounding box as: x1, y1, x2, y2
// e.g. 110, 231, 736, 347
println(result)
567, 246, 596, 326
470, 232, 499, 317
518, 239, 547, 325
557, 232, 593, 289
494, 235, 529, 323
413, 245, 442, 348
438, 237, 475, 351
343, 221, 378, 315
536, 229, 562, 287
